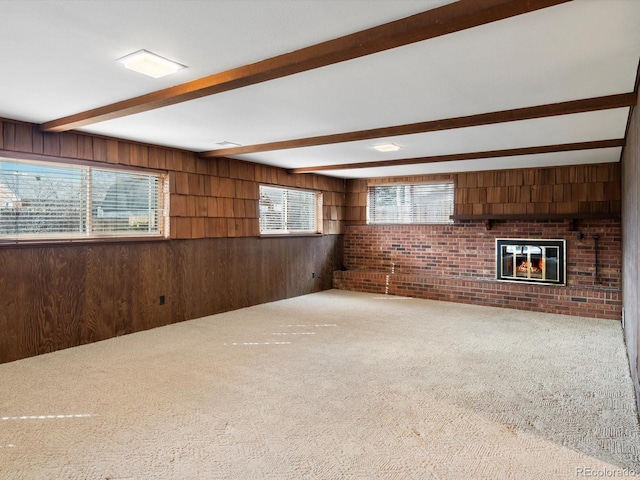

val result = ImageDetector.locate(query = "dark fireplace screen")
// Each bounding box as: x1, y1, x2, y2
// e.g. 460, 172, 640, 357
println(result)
496, 239, 566, 285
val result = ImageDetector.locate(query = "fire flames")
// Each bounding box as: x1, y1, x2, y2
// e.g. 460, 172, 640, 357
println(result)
517, 260, 543, 273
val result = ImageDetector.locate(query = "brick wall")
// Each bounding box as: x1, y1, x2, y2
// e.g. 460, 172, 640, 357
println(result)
335, 220, 621, 319
335, 163, 622, 320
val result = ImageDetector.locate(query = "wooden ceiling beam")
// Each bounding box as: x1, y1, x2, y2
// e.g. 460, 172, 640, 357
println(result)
287, 139, 625, 174
200, 93, 636, 157
41, 0, 569, 133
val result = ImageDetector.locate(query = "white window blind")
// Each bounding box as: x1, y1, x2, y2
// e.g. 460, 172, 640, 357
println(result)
259, 185, 322, 235
0, 157, 169, 241
367, 182, 454, 224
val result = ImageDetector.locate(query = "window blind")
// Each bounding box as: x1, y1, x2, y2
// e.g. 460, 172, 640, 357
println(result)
0, 157, 168, 241
259, 185, 322, 234
367, 182, 454, 224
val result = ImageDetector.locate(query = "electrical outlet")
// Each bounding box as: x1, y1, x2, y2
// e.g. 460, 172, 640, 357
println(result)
312, 272, 315, 278
159, 295, 166, 305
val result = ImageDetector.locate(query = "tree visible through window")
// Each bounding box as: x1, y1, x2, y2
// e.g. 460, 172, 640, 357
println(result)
259, 185, 322, 235
367, 182, 454, 224
0, 157, 169, 241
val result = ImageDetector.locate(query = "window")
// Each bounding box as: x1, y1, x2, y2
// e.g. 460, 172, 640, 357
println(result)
0, 157, 169, 242
367, 182, 454, 224
259, 185, 322, 235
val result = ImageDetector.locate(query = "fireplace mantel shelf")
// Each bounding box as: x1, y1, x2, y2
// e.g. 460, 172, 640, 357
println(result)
450, 212, 619, 230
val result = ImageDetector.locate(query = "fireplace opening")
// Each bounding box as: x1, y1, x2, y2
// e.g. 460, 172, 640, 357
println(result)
496, 239, 566, 285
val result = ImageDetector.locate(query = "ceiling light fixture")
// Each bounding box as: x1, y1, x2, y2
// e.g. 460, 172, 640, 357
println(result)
117, 49, 186, 78
373, 143, 401, 152
215, 141, 241, 148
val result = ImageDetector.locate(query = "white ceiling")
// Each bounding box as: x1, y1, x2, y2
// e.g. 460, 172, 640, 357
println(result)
2, 0, 639, 179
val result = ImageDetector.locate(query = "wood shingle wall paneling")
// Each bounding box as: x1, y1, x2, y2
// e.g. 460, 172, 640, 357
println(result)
345, 164, 621, 221
0, 119, 346, 238
456, 164, 621, 216
345, 179, 368, 224
168, 157, 346, 238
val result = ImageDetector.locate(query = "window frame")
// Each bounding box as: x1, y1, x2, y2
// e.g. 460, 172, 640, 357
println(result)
258, 184, 323, 236
0, 152, 170, 245
366, 181, 455, 225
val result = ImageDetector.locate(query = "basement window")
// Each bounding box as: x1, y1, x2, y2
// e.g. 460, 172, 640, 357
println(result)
0, 157, 169, 243
259, 185, 323, 235
367, 182, 454, 224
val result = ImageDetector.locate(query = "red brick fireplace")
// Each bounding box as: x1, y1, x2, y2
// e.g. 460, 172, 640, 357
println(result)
333, 219, 621, 320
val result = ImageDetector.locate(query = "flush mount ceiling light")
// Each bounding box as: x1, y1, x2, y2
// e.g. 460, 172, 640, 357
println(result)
373, 143, 401, 152
117, 50, 186, 78
214, 141, 241, 148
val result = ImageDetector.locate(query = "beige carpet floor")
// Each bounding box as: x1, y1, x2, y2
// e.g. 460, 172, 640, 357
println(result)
1, 289, 640, 479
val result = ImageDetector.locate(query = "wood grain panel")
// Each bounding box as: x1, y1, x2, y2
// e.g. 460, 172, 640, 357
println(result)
0, 235, 343, 364
92, 137, 108, 163
78, 135, 94, 160
621, 92, 640, 409
3, 122, 16, 150
130, 144, 149, 167
105, 138, 119, 164
82, 245, 116, 342
14, 123, 33, 152
0, 247, 24, 361
42, 131, 61, 157
60, 132, 79, 158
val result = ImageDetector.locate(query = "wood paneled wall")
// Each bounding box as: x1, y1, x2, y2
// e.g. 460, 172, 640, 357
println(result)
0, 119, 345, 237
621, 103, 640, 411
456, 164, 620, 216
345, 164, 621, 222
170, 158, 345, 238
0, 236, 343, 363
0, 118, 345, 363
